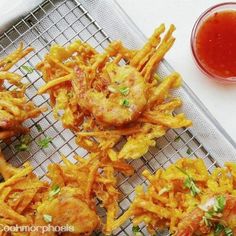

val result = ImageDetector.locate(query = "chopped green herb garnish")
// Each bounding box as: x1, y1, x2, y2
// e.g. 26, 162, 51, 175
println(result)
119, 87, 129, 96
186, 147, 193, 155
214, 195, 226, 213
132, 226, 143, 236
224, 227, 233, 236
121, 99, 130, 107
43, 214, 52, 223
176, 166, 201, 196
214, 224, 225, 235
132, 226, 140, 233
184, 177, 201, 196
35, 124, 43, 132
37, 136, 53, 148
15, 135, 31, 152
15, 143, 28, 151
21, 65, 34, 74
202, 196, 226, 227
214, 224, 233, 236
202, 209, 214, 226
49, 185, 61, 197
174, 136, 181, 142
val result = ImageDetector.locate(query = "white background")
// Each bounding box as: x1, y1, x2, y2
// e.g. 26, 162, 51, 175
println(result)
117, 0, 236, 142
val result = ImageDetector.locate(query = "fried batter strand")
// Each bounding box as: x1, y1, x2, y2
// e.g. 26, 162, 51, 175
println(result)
0, 44, 45, 141
37, 24, 192, 160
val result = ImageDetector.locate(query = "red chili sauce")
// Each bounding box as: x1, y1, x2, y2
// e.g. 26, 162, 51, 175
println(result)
195, 11, 236, 78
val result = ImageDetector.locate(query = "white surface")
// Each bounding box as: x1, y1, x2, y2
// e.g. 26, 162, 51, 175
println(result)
0, 0, 42, 34
117, 0, 236, 142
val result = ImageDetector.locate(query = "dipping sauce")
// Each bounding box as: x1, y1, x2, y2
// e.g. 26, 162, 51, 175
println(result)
195, 10, 236, 79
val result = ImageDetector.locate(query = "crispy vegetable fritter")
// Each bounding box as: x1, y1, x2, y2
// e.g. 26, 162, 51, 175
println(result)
37, 24, 192, 160
0, 43, 45, 141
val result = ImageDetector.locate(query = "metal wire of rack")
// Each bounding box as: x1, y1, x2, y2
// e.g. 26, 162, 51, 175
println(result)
0, 0, 220, 235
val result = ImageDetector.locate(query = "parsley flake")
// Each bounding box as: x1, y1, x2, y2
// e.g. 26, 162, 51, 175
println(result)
37, 136, 52, 148
214, 224, 233, 236
224, 227, 233, 236
214, 224, 225, 235
186, 147, 193, 155
119, 87, 129, 96
21, 65, 34, 74
184, 177, 201, 196
214, 195, 226, 213
15, 135, 31, 152
121, 99, 130, 107
202, 196, 226, 227
202, 209, 214, 226
49, 185, 61, 197
35, 124, 43, 132
174, 136, 181, 142
132, 226, 143, 236
43, 214, 52, 223
15, 143, 28, 152
176, 166, 201, 196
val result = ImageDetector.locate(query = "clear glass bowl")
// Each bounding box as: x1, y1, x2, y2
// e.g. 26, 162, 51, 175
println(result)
191, 2, 236, 83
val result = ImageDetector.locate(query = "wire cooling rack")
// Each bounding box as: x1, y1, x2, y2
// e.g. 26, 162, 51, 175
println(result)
0, 0, 235, 235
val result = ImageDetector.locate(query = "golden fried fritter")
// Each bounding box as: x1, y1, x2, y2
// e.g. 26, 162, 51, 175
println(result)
0, 152, 49, 229
110, 159, 236, 235
0, 43, 45, 141
37, 24, 192, 160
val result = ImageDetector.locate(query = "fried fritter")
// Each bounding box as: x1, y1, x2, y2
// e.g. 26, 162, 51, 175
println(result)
45, 153, 133, 235
0, 152, 49, 229
110, 159, 236, 235
0, 43, 45, 141
37, 24, 192, 160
